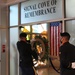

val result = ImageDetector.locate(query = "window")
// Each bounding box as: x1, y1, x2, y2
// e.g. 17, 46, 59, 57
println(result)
32, 23, 47, 34
65, 0, 75, 18
10, 27, 18, 75
21, 26, 30, 32
9, 4, 18, 26
66, 20, 75, 45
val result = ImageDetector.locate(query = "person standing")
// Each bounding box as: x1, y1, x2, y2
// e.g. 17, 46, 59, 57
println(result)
59, 32, 75, 75
16, 32, 38, 75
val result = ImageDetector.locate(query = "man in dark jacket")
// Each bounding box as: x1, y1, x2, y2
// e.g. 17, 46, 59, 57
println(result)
17, 32, 38, 75
59, 32, 75, 75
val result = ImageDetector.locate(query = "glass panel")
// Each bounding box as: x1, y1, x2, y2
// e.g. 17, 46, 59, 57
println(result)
9, 4, 18, 26
10, 27, 19, 75
21, 26, 30, 32
21, 0, 62, 24
32, 23, 47, 34
65, 0, 75, 18
66, 20, 75, 45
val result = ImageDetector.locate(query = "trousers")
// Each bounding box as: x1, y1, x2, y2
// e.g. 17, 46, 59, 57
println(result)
20, 66, 35, 75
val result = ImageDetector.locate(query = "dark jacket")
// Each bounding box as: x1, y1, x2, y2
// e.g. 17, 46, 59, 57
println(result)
59, 42, 75, 75
17, 41, 38, 68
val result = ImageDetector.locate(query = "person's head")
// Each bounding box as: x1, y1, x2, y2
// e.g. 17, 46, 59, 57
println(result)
60, 32, 70, 44
19, 32, 27, 41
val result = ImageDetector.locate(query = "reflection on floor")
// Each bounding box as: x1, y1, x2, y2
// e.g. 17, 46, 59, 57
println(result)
19, 58, 60, 75
20, 66, 60, 75
36, 58, 60, 75
36, 66, 60, 75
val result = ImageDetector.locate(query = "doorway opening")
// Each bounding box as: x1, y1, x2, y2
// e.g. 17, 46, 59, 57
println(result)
19, 23, 49, 69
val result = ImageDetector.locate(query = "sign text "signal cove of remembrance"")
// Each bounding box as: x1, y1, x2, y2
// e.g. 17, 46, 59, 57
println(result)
24, 0, 57, 18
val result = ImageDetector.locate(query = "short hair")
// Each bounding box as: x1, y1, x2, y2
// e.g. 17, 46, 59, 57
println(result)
60, 32, 70, 40
19, 32, 27, 38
